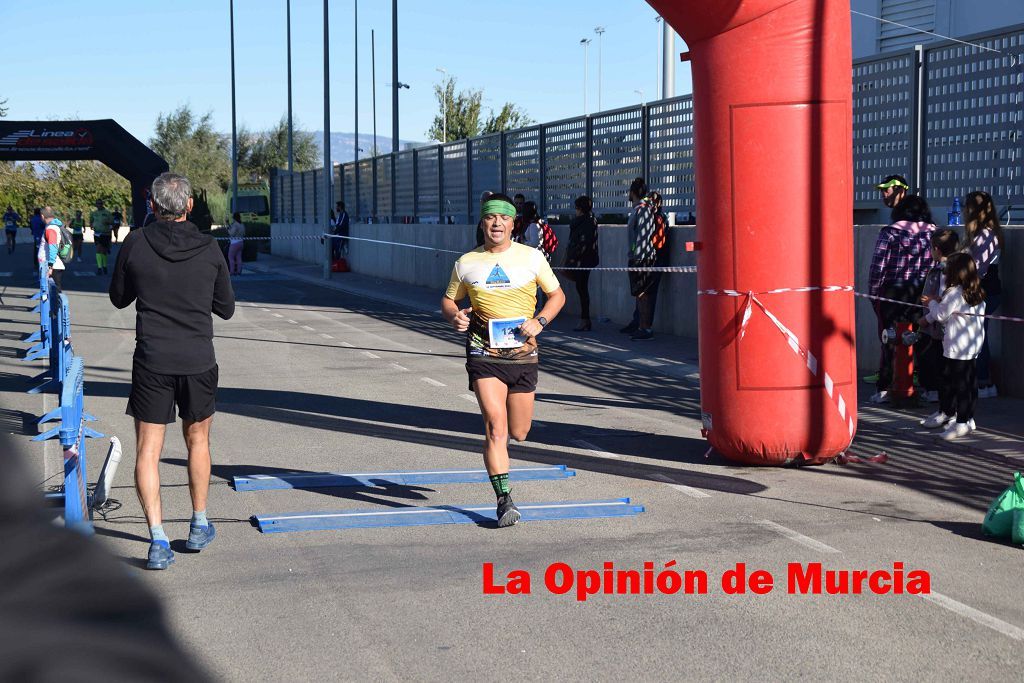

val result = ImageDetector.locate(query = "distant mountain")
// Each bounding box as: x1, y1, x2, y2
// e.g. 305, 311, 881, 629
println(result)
311, 132, 426, 165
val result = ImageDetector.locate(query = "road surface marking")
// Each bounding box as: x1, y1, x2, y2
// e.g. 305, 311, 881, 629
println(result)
649, 473, 711, 498
421, 377, 446, 387
920, 591, 1024, 641
758, 520, 841, 554
572, 439, 621, 459
362, 351, 380, 359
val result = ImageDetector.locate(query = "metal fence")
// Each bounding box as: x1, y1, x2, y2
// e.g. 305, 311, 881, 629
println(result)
272, 23, 1024, 225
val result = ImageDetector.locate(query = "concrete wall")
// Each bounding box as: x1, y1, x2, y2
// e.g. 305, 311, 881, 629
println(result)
272, 221, 1022, 396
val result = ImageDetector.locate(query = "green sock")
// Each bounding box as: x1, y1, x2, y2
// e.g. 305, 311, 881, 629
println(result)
96, 252, 103, 268
489, 472, 510, 498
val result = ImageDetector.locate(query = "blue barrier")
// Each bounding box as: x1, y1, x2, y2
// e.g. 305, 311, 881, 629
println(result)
23, 263, 51, 362
34, 356, 104, 533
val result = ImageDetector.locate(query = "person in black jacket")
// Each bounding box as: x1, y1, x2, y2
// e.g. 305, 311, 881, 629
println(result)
563, 195, 600, 331
109, 172, 235, 571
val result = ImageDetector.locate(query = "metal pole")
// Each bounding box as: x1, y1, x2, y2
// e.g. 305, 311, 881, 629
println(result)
354, 0, 360, 219
322, 0, 332, 279
655, 17, 662, 100
372, 29, 378, 157
598, 26, 602, 112
372, 29, 378, 218
287, 0, 293, 172
391, 0, 399, 154
581, 38, 591, 115
662, 19, 675, 99
230, 0, 238, 212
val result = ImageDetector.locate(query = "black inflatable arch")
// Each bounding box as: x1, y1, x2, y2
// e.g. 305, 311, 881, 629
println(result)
0, 119, 168, 228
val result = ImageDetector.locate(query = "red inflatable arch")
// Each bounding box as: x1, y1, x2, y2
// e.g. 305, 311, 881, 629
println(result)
647, 0, 856, 465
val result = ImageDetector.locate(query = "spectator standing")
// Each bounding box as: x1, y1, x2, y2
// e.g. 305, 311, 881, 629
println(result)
962, 191, 1004, 398
3, 205, 20, 255
625, 177, 661, 341
109, 172, 235, 570
227, 212, 246, 276
332, 201, 350, 260
39, 207, 67, 294
920, 252, 986, 440
867, 194, 936, 403
69, 210, 85, 262
29, 208, 45, 269
519, 201, 542, 249
90, 199, 113, 275
876, 174, 909, 216
111, 208, 123, 243
563, 195, 599, 331
916, 229, 960, 402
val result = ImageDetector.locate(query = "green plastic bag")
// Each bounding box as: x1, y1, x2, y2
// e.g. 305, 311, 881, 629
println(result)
982, 472, 1024, 540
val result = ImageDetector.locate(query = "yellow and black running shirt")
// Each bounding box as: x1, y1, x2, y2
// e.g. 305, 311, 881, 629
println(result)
445, 242, 560, 363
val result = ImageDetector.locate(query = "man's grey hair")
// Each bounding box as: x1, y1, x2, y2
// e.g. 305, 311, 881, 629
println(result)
151, 172, 192, 218
41, 206, 56, 219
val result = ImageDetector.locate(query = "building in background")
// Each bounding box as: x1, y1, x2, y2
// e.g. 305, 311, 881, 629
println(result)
852, 0, 1024, 57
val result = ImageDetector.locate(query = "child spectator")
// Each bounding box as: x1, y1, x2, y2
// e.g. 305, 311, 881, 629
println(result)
919, 252, 986, 440
962, 191, 1004, 398
916, 229, 960, 403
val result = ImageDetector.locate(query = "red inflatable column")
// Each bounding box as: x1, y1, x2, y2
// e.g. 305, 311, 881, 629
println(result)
647, 0, 857, 464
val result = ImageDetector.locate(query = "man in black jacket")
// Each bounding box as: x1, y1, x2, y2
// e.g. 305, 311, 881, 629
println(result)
110, 172, 235, 570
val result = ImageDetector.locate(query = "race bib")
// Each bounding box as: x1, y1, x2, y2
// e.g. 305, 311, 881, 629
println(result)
488, 317, 528, 349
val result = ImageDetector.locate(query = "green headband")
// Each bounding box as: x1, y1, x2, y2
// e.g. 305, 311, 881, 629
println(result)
481, 199, 517, 217
876, 179, 909, 190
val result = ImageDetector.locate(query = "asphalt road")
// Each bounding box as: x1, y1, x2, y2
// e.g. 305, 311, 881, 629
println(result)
2, 248, 1023, 681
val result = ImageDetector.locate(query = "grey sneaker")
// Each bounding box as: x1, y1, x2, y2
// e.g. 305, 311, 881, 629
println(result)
185, 523, 216, 551
496, 494, 521, 528
146, 541, 175, 570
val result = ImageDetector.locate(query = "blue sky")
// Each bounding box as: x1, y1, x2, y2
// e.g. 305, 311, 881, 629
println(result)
4, 0, 691, 146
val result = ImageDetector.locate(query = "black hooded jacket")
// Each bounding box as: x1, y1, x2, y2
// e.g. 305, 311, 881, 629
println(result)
109, 220, 234, 375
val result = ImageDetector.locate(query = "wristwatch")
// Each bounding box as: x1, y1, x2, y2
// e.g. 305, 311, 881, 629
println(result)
537, 316, 548, 328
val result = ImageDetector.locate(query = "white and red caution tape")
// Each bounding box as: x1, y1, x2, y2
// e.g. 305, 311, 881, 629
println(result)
698, 287, 858, 441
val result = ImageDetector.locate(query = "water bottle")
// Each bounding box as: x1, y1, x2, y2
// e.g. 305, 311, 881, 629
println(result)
947, 197, 962, 226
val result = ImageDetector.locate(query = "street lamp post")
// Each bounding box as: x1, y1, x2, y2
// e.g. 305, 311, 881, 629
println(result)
634, 88, 645, 105
655, 16, 662, 101
230, 0, 238, 213
594, 26, 605, 112
435, 67, 448, 142
580, 38, 591, 115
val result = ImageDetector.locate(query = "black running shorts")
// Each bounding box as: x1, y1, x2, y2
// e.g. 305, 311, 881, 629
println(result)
466, 361, 538, 393
127, 363, 219, 424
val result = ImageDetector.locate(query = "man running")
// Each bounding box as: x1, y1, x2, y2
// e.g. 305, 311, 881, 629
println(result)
3, 205, 19, 255
69, 210, 85, 261
90, 199, 113, 275
441, 193, 565, 527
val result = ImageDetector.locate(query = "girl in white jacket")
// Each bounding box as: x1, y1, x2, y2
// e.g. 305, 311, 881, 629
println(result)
919, 252, 986, 440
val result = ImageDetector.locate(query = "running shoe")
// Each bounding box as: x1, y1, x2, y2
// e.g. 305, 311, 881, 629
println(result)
978, 385, 998, 399
185, 523, 216, 551
868, 390, 890, 404
862, 372, 880, 383
631, 329, 655, 341
619, 322, 639, 334
496, 494, 521, 528
920, 411, 952, 429
940, 421, 971, 441
146, 541, 175, 570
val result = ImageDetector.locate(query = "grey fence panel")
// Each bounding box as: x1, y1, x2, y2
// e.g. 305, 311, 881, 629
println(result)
442, 141, 469, 223
591, 106, 643, 214
648, 96, 696, 219
342, 163, 357, 217
923, 29, 1024, 209
395, 151, 415, 216
303, 170, 316, 223
375, 155, 393, 219
358, 158, 374, 218
505, 127, 541, 204
334, 165, 343, 205
270, 173, 282, 222
852, 50, 917, 207
416, 147, 440, 221
543, 117, 587, 216
470, 134, 502, 223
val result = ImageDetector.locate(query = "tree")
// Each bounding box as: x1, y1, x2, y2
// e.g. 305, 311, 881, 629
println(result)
0, 97, 7, 118
427, 78, 484, 143
238, 116, 319, 181
483, 103, 534, 134
150, 106, 231, 193
427, 79, 533, 143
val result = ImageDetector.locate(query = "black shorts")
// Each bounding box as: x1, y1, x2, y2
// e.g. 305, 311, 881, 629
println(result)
466, 361, 538, 393
127, 363, 219, 424
95, 234, 112, 251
